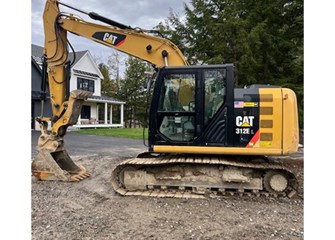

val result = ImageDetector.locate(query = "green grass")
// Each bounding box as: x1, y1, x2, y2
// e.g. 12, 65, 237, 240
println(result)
75, 128, 147, 139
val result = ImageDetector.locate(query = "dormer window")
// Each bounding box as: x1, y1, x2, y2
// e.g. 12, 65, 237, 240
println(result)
77, 77, 94, 93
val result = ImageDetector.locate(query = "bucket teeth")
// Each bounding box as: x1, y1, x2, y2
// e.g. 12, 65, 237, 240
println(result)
70, 175, 85, 181
32, 149, 90, 182
69, 166, 91, 181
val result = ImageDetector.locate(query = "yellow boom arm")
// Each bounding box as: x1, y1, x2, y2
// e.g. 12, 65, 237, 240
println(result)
44, 0, 188, 67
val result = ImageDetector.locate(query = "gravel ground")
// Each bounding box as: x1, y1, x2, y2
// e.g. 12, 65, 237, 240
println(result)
31, 134, 303, 240
32, 158, 303, 240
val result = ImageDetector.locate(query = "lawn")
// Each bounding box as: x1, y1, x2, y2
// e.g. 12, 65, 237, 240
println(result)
75, 128, 147, 139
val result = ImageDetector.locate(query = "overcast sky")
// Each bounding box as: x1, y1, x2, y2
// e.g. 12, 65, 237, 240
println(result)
32, 0, 190, 65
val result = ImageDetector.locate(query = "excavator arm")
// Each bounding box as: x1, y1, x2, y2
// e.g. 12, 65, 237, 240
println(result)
32, 0, 188, 181
44, 0, 188, 68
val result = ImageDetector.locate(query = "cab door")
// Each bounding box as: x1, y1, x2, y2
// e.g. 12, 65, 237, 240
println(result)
201, 68, 229, 146
150, 68, 199, 146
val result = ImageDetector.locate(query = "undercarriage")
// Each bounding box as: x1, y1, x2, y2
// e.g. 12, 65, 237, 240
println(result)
111, 153, 298, 199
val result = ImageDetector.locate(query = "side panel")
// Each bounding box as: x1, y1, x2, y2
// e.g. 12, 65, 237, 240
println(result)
258, 88, 283, 151
233, 87, 283, 151
233, 89, 260, 147
282, 88, 299, 154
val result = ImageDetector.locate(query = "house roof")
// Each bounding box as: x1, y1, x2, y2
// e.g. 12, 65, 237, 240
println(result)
73, 69, 100, 78
31, 56, 42, 73
89, 95, 125, 104
31, 44, 88, 66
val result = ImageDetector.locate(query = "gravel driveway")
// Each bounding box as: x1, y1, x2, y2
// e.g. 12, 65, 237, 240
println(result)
31, 130, 304, 240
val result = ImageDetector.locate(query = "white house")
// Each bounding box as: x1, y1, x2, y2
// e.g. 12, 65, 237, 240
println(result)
31, 44, 125, 130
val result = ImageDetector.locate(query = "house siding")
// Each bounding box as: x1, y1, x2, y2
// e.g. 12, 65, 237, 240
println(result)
31, 61, 42, 92
31, 60, 51, 129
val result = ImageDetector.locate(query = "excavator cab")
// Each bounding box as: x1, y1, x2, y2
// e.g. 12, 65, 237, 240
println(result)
149, 64, 231, 150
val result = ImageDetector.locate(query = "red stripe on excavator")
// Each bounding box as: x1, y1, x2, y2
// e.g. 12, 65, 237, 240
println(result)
246, 130, 260, 148
115, 39, 125, 47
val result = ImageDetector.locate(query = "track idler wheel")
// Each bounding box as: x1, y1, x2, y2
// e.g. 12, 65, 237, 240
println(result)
263, 170, 289, 194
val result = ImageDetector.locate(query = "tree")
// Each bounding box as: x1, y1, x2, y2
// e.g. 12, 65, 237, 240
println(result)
118, 57, 151, 128
98, 63, 114, 97
107, 50, 127, 93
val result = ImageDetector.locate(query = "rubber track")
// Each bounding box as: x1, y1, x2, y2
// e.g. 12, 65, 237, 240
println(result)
111, 155, 298, 199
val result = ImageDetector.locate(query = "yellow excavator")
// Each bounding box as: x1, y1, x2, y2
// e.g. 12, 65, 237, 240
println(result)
32, 0, 300, 198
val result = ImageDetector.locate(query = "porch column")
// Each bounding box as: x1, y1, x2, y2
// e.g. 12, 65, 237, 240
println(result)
110, 104, 113, 124
77, 114, 81, 125
96, 104, 99, 123
104, 102, 108, 124
120, 103, 124, 127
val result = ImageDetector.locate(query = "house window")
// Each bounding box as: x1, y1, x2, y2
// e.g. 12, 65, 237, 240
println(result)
81, 105, 91, 119
77, 77, 95, 92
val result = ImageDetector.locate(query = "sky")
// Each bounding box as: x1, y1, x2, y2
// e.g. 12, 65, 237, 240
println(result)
31, 0, 191, 66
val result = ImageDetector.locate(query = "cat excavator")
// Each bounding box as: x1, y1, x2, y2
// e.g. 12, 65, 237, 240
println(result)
32, 0, 300, 198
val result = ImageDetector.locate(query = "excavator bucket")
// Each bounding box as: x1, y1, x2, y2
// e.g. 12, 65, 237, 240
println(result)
32, 89, 93, 182
32, 147, 90, 181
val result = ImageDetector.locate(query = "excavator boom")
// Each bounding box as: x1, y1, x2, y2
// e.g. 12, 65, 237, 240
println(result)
45, 0, 188, 68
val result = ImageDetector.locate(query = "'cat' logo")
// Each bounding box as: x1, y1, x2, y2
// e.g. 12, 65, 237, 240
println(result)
92, 32, 126, 47
103, 33, 118, 44
236, 116, 254, 127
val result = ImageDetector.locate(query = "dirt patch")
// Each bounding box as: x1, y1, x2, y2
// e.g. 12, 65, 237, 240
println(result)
32, 154, 303, 240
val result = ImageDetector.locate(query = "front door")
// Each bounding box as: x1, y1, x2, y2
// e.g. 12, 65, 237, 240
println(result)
81, 105, 91, 119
